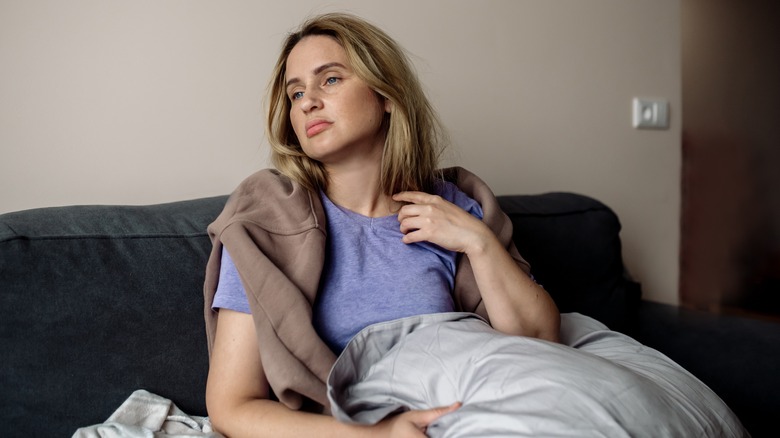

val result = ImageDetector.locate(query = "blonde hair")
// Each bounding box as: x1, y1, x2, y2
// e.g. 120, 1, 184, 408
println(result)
266, 12, 446, 195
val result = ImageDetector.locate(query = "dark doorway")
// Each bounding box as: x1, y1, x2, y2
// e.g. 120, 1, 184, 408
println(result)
680, 0, 780, 320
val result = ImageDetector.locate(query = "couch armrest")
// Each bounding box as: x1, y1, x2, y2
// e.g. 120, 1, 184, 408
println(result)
497, 192, 641, 333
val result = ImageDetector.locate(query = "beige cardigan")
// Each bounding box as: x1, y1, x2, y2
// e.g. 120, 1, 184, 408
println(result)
203, 167, 529, 413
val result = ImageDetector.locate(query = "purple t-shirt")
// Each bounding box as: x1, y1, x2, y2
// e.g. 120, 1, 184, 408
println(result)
212, 180, 483, 353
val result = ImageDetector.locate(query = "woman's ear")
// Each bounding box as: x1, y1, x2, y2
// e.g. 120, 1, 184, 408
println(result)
384, 97, 393, 113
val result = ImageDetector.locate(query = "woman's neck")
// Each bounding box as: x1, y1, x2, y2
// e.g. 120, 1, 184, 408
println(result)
324, 162, 399, 217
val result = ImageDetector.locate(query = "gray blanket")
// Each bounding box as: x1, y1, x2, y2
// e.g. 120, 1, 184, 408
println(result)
73, 390, 222, 438
328, 312, 747, 437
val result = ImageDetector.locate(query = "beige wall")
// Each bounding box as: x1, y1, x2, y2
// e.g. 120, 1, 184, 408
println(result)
0, 0, 681, 305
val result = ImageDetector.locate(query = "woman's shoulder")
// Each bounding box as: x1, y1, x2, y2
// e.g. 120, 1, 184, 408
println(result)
437, 166, 493, 197
434, 176, 484, 219
435, 167, 485, 219
234, 168, 295, 195
211, 168, 325, 235
439, 167, 491, 194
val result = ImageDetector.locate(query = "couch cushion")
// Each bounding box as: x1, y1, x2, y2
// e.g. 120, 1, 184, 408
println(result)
497, 193, 641, 333
0, 196, 227, 437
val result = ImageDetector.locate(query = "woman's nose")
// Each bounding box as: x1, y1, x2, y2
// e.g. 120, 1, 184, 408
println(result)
300, 89, 322, 112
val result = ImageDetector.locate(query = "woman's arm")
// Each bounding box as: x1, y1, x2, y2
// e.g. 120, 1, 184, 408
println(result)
393, 192, 561, 342
206, 309, 460, 437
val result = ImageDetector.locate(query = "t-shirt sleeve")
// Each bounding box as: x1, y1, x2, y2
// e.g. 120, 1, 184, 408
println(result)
212, 246, 252, 314
437, 180, 484, 220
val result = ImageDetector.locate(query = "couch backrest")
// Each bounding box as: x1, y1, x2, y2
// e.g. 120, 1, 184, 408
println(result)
497, 193, 641, 333
0, 196, 227, 437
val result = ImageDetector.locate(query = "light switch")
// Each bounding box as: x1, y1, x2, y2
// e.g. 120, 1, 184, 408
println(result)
632, 98, 669, 130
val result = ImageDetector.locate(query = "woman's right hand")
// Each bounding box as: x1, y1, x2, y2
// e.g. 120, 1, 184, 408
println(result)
373, 402, 462, 438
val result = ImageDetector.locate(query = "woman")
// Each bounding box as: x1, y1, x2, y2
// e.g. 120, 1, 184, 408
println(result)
204, 12, 560, 437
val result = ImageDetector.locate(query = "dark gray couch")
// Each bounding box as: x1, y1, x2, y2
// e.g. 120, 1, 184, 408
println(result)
1, 192, 777, 437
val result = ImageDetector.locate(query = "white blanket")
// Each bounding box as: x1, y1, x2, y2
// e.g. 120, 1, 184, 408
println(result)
328, 312, 748, 437
72, 390, 222, 438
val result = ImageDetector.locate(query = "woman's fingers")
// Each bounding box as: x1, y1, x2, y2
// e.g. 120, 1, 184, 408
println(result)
409, 402, 462, 428
392, 191, 437, 205
426, 402, 462, 420
394, 191, 486, 253
381, 402, 461, 437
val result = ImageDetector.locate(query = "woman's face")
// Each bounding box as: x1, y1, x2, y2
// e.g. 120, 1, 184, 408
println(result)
285, 35, 390, 167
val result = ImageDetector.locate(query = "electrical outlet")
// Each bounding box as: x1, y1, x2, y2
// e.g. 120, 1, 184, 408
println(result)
632, 98, 669, 130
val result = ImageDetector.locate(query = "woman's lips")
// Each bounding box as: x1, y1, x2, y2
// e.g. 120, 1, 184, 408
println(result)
305, 120, 332, 138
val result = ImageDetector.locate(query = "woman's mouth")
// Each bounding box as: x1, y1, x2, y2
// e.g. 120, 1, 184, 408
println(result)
305, 120, 332, 138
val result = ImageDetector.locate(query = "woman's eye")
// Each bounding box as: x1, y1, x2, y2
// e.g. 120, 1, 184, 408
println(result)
325, 77, 339, 85
291, 91, 304, 101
